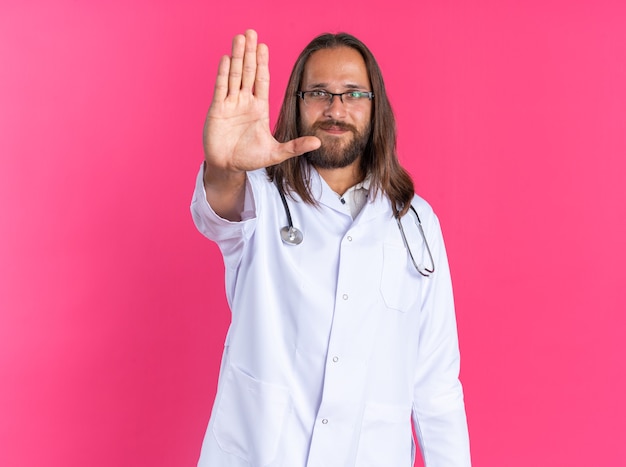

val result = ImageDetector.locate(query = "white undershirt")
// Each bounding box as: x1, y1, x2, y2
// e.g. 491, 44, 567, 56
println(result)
338, 177, 371, 219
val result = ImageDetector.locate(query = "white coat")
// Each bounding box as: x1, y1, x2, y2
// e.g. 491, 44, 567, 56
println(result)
191, 165, 471, 467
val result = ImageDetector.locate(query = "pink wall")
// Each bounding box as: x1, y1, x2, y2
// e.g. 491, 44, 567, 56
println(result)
1, 1, 625, 466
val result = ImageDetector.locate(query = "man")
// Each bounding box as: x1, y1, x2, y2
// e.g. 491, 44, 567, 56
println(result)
191, 29, 471, 466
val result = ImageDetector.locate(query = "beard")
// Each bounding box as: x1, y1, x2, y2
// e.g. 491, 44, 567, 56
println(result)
299, 119, 371, 169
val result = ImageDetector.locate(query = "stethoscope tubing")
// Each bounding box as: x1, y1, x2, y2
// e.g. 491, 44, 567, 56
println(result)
275, 181, 435, 276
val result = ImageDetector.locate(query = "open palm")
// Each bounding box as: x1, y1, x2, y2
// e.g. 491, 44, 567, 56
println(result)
203, 30, 320, 173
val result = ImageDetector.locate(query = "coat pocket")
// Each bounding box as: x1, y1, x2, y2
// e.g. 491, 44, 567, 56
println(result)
212, 364, 291, 466
380, 243, 421, 313
355, 403, 413, 467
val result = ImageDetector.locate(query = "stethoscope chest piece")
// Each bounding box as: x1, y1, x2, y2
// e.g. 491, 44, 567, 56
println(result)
280, 226, 303, 245
276, 181, 304, 245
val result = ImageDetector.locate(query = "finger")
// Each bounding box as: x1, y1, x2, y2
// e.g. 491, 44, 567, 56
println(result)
228, 33, 245, 97
240, 29, 258, 92
254, 43, 270, 101
213, 55, 230, 102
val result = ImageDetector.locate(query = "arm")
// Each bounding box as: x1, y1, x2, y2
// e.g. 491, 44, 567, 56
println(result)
202, 29, 320, 221
412, 214, 471, 466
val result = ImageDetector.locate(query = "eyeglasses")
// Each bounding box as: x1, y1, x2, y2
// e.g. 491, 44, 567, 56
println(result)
297, 90, 374, 106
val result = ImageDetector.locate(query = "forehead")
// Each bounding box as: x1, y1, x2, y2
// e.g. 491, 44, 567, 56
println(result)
301, 46, 370, 89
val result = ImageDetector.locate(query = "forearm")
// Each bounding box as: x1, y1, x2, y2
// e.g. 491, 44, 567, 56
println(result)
203, 162, 247, 222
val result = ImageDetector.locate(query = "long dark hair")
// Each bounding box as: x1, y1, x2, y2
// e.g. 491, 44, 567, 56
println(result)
267, 32, 414, 216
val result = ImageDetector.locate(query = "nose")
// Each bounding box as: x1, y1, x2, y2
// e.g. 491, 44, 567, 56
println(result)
323, 94, 347, 119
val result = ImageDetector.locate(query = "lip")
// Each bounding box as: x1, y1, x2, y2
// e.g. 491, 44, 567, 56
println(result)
318, 125, 350, 135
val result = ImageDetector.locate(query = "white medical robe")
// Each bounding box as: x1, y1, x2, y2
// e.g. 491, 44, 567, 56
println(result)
191, 166, 471, 466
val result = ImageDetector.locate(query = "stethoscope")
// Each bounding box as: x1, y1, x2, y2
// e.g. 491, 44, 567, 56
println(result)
276, 182, 436, 277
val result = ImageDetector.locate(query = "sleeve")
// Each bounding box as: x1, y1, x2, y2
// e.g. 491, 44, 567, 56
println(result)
190, 163, 258, 270
411, 210, 471, 466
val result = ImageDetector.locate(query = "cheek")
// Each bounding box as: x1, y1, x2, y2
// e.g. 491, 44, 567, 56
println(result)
352, 108, 372, 131
299, 105, 319, 129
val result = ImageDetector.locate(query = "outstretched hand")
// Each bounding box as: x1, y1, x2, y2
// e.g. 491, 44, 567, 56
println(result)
203, 29, 320, 174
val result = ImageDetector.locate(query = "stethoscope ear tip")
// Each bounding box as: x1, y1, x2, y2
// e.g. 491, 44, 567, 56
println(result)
280, 226, 304, 245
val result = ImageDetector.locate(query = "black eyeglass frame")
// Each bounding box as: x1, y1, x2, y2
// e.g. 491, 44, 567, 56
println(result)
296, 90, 374, 105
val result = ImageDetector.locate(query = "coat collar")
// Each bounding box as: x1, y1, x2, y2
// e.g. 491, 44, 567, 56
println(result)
308, 168, 392, 222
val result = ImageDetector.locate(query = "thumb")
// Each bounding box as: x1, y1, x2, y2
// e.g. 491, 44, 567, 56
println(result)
276, 136, 321, 160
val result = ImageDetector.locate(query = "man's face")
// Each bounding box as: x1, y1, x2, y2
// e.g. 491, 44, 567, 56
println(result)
298, 47, 373, 169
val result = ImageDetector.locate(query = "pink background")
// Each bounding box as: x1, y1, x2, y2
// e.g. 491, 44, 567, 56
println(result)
1, 1, 625, 465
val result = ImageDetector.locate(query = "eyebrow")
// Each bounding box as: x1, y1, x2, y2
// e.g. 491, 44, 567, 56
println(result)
306, 82, 368, 90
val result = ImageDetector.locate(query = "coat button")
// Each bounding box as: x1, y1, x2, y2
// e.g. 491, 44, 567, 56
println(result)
322, 419, 328, 424
342, 294, 348, 300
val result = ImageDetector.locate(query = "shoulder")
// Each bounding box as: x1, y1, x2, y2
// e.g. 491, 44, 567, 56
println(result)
245, 169, 277, 201
410, 193, 436, 218
407, 193, 446, 237
247, 168, 272, 187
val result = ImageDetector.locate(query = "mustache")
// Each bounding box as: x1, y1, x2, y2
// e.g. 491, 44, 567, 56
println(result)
310, 120, 358, 133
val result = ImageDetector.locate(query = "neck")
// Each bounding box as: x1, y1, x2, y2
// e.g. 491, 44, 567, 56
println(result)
315, 160, 364, 196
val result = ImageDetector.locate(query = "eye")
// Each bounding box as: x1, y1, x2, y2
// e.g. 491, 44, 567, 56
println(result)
345, 91, 363, 100
308, 90, 329, 99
